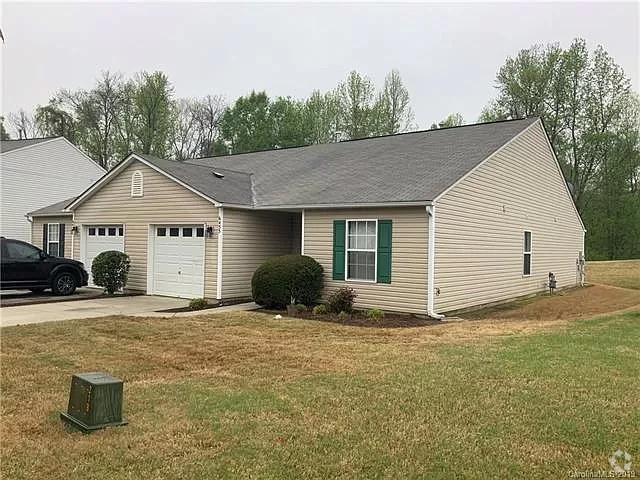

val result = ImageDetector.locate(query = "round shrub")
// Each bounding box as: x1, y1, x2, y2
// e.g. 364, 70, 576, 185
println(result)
327, 286, 357, 313
91, 250, 130, 294
367, 308, 385, 320
251, 255, 324, 308
312, 304, 327, 315
189, 298, 208, 310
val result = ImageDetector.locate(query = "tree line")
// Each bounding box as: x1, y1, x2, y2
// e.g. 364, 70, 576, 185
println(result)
2, 38, 638, 260
3, 69, 424, 168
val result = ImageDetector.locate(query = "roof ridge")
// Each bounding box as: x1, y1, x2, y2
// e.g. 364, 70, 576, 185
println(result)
184, 117, 538, 162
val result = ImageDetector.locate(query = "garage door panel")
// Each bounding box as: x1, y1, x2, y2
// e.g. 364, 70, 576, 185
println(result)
152, 225, 204, 299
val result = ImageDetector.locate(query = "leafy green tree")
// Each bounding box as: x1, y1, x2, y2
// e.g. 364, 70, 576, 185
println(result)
133, 71, 174, 158
374, 69, 414, 134
431, 113, 464, 129
269, 96, 307, 148
304, 90, 340, 144
337, 71, 376, 139
33, 101, 74, 140
220, 91, 273, 154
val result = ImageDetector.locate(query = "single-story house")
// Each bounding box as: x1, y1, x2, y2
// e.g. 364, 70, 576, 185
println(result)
1, 137, 105, 246
29, 118, 585, 316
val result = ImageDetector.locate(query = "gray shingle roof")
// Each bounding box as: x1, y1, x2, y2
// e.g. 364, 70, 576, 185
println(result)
184, 118, 538, 207
136, 154, 254, 206
1, 137, 58, 153
28, 197, 76, 216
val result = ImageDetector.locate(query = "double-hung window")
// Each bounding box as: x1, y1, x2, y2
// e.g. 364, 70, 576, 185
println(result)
523, 231, 532, 276
47, 223, 60, 257
346, 220, 377, 281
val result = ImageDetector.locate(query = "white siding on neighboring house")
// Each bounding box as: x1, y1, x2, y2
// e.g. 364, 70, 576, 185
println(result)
73, 161, 219, 298
434, 120, 585, 313
0, 138, 104, 242
304, 207, 429, 314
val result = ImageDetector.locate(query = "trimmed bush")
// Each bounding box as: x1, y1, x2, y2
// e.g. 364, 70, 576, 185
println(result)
327, 287, 357, 313
312, 304, 327, 315
337, 311, 349, 321
189, 298, 208, 310
295, 304, 307, 312
367, 308, 385, 320
251, 255, 324, 309
91, 250, 130, 294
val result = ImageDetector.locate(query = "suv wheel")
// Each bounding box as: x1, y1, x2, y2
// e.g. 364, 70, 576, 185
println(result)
52, 272, 77, 296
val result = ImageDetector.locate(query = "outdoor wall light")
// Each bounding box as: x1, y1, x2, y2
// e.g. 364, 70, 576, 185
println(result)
71, 225, 78, 234
206, 226, 214, 237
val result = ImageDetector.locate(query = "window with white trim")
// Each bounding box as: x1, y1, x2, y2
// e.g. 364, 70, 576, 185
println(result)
523, 231, 532, 276
346, 220, 377, 281
47, 223, 60, 257
131, 170, 143, 197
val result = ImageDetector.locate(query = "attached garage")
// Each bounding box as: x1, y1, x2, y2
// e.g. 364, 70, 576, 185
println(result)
149, 225, 205, 298
83, 225, 124, 286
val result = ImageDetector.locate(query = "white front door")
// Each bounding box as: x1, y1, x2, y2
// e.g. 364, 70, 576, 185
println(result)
152, 225, 205, 298
84, 225, 125, 286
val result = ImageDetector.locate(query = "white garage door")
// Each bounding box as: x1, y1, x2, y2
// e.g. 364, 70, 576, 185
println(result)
152, 225, 205, 299
85, 225, 125, 286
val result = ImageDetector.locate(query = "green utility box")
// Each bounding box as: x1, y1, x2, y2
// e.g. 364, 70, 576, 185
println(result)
60, 372, 127, 432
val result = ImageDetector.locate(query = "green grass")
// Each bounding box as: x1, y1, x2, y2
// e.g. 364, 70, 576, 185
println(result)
2, 307, 639, 479
589, 259, 640, 290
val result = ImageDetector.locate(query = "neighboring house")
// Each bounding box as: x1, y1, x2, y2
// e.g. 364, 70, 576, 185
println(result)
30, 118, 585, 316
1, 137, 105, 247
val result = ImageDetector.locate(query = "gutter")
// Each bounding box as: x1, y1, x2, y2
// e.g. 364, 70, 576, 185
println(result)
426, 205, 445, 320
216, 207, 224, 300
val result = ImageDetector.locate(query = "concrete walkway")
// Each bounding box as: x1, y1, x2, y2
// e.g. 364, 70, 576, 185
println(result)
0, 296, 258, 327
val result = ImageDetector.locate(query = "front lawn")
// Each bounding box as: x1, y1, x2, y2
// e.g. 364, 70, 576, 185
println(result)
2, 292, 639, 478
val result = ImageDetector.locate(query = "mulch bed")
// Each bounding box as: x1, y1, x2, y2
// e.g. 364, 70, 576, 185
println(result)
259, 308, 442, 328
156, 299, 250, 313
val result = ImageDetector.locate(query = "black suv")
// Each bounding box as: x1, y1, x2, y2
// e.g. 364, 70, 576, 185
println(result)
0, 237, 89, 295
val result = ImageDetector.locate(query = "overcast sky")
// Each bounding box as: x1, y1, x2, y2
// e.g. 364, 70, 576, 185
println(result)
2, 1, 638, 131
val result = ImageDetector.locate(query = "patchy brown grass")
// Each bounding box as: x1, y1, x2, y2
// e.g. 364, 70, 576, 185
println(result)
464, 284, 640, 321
588, 259, 640, 290
2, 263, 640, 479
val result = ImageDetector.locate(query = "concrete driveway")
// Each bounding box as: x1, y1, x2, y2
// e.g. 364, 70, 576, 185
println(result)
0, 295, 189, 327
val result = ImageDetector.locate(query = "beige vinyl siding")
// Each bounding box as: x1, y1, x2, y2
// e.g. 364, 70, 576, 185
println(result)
304, 207, 428, 314
73, 161, 219, 297
30, 216, 73, 258
221, 208, 297, 299
434, 121, 584, 313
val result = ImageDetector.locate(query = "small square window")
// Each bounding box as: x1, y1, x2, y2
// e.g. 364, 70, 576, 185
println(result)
157, 227, 166, 237
169, 228, 179, 237
98, 228, 106, 236
183, 227, 193, 237
118, 227, 124, 236
108, 227, 116, 236
196, 227, 204, 237
88, 227, 96, 236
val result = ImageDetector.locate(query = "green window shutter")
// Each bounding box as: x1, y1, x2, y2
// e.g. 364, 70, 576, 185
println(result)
332, 220, 346, 280
377, 220, 392, 284
43, 224, 48, 253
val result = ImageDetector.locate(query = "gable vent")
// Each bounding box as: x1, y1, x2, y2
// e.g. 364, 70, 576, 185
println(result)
131, 170, 143, 197
212, 171, 225, 179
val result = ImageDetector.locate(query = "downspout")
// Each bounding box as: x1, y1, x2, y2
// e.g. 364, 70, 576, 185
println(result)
216, 207, 224, 300
301, 209, 305, 255
426, 205, 445, 320
25, 214, 33, 243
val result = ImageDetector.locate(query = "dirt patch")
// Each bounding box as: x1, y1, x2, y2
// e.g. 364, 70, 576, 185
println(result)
259, 308, 441, 328
464, 284, 640, 321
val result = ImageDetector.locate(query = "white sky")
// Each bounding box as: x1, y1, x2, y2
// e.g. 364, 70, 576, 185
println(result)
1, 1, 638, 130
